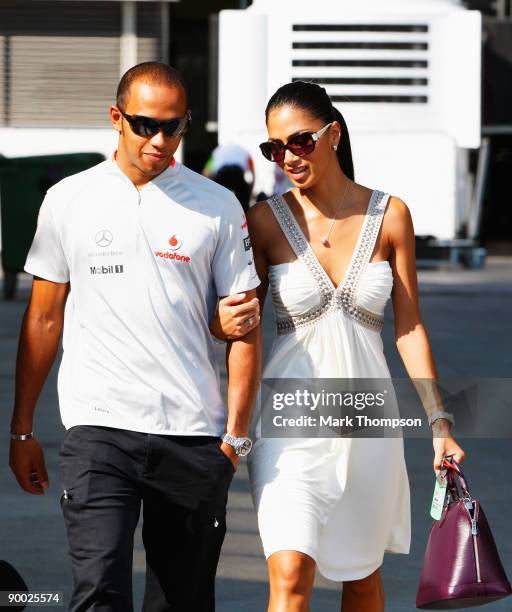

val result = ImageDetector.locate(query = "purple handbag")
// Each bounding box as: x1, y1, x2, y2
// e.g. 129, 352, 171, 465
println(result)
416, 459, 512, 609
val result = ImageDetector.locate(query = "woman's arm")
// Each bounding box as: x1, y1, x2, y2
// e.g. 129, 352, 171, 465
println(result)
209, 293, 260, 341
386, 197, 465, 475
387, 198, 435, 377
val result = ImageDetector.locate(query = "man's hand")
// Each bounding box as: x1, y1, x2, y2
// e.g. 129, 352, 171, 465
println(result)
9, 438, 49, 495
220, 441, 240, 470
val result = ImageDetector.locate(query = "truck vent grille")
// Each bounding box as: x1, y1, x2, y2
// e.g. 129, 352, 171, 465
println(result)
291, 23, 430, 104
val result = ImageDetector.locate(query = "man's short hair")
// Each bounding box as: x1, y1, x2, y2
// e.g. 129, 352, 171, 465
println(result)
116, 62, 188, 111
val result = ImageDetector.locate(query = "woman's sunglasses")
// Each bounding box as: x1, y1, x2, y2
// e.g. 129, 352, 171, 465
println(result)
120, 109, 192, 139
259, 122, 333, 162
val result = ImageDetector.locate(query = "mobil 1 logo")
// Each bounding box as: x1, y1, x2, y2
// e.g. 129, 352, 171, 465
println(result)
90, 264, 124, 275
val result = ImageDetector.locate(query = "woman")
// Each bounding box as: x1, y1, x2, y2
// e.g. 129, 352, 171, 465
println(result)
212, 81, 465, 612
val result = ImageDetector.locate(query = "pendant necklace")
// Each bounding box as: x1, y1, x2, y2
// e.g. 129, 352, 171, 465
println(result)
318, 180, 352, 247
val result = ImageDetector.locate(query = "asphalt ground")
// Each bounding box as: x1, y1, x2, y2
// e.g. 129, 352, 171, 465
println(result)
1, 257, 511, 611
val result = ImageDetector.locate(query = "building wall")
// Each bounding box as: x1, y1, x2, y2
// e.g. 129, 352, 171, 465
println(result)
0, 1, 242, 166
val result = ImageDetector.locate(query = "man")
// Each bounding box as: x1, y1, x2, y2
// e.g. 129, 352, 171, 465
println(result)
203, 143, 254, 182
9, 62, 261, 612
203, 144, 255, 212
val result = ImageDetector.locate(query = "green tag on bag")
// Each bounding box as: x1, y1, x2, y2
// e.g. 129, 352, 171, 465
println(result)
430, 472, 448, 520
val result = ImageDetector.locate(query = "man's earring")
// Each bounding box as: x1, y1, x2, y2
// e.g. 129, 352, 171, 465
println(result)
333, 144, 338, 151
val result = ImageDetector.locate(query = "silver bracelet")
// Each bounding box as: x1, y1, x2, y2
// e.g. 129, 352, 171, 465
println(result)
428, 410, 455, 428
10, 431, 34, 441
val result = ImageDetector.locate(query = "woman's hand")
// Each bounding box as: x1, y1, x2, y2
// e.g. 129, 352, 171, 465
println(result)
432, 420, 465, 478
209, 293, 260, 340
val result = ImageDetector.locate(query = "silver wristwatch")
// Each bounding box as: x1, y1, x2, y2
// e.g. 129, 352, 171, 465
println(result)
10, 431, 34, 441
222, 433, 253, 457
428, 410, 455, 428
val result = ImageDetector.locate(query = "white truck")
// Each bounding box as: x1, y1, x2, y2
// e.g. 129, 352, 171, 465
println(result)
218, 0, 485, 266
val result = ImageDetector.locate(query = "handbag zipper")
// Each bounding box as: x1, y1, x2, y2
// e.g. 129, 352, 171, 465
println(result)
472, 522, 481, 583
465, 499, 482, 583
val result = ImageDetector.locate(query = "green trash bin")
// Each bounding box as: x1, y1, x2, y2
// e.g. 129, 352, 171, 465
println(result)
0, 152, 105, 299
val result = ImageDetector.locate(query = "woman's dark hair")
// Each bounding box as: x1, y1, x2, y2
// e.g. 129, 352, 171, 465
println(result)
265, 81, 354, 180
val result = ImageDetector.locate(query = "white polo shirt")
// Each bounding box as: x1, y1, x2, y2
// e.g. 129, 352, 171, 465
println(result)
25, 158, 260, 435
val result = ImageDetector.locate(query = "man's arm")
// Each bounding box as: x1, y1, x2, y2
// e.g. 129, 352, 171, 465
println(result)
9, 277, 69, 494
220, 289, 262, 467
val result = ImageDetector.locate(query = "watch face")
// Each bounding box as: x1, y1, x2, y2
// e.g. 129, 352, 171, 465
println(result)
237, 438, 253, 457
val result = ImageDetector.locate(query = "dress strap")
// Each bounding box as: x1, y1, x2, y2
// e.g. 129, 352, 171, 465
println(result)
266, 194, 306, 260
343, 191, 390, 300
266, 195, 332, 297
360, 191, 390, 268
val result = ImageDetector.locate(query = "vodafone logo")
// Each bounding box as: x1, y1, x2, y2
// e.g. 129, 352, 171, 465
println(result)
155, 250, 191, 263
168, 235, 182, 251
155, 232, 191, 264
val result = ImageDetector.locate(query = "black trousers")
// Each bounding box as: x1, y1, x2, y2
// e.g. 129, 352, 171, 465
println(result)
58, 425, 234, 612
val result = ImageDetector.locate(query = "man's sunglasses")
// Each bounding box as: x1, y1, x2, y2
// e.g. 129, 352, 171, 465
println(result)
259, 122, 333, 162
120, 109, 191, 138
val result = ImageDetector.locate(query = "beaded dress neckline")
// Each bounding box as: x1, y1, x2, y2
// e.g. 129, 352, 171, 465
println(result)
267, 191, 390, 334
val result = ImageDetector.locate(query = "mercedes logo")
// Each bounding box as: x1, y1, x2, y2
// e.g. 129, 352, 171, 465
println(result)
95, 229, 113, 248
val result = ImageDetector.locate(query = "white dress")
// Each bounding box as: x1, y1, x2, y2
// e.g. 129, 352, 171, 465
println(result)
247, 190, 411, 582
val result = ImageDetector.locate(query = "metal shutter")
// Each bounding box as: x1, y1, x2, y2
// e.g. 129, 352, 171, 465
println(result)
0, 1, 163, 128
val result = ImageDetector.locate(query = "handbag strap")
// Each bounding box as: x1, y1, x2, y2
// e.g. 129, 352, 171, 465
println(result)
443, 458, 471, 500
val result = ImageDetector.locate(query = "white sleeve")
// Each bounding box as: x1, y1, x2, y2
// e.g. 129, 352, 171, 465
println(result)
212, 194, 260, 297
24, 191, 70, 283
